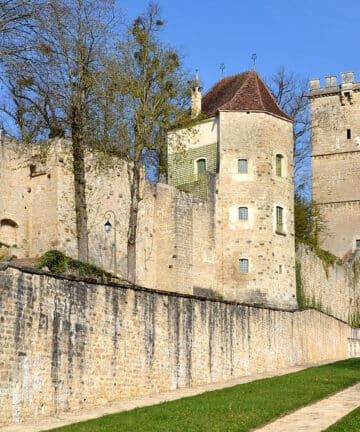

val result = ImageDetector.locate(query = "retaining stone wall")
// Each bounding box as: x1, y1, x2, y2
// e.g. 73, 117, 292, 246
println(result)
0, 265, 353, 427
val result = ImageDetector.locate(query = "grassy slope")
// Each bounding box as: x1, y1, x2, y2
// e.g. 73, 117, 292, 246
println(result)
325, 406, 360, 431
47, 359, 360, 432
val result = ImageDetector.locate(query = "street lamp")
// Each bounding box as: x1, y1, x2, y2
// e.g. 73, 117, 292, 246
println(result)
104, 210, 117, 276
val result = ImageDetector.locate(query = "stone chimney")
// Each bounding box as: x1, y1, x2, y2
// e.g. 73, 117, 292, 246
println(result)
191, 70, 202, 119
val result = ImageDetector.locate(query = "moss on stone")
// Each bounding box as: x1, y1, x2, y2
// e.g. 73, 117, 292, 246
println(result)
35, 250, 115, 281
312, 246, 343, 278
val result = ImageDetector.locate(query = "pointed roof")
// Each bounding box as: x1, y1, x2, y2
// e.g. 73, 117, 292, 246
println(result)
201, 70, 292, 121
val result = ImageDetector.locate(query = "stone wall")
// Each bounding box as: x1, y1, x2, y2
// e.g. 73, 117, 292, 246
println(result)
215, 111, 296, 308
297, 244, 360, 324
0, 265, 354, 427
0, 139, 216, 296
310, 76, 360, 258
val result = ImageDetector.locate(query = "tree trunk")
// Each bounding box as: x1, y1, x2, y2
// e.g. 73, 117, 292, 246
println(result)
127, 148, 142, 284
71, 107, 89, 262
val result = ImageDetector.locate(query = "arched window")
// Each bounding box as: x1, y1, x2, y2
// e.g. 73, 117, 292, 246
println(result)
238, 207, 248, 220
276, 154, 284, 177
196, 158, 206, 176
239, 258, 249, 273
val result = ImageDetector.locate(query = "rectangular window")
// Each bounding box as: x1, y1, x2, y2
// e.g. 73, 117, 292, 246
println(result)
239, 258, 249, 273
276, 206, 283, 233
356, 239, 360, 249
197, 159, 206, 176
347, 129, 351, 139
238, 159, 248, 174
238, 207, 248, 220
276, 155, 283, 177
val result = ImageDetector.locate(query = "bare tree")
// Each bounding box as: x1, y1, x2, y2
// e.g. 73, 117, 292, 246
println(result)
102, 3, 190, 283
267, 67, 310, 193
0, 0, 50, 56
1, 0, 117, 261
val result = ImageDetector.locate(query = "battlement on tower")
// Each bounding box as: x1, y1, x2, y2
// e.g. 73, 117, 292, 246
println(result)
309, 72, 360, 101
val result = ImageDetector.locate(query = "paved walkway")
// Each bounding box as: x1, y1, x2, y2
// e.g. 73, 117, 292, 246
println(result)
254, 381, 360, 432
1, 361, 359, 432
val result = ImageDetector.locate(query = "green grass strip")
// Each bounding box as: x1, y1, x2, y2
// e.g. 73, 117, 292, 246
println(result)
325, 406, 360, 431
47, 359, 360, 432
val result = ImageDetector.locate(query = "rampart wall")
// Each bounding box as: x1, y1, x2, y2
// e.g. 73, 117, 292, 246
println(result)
0, 139, 216, 296
298, 244, 360, 323
0, 265, 355, 427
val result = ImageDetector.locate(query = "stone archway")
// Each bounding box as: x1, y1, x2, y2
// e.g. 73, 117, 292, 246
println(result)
0, 219, 19, 247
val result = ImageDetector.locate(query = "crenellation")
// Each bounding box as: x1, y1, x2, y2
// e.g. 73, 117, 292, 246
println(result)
325, 75, 337, 87
341, 71, 355, 84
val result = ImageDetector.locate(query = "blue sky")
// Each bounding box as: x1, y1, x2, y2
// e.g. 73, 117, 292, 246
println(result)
122, 0, 360, 92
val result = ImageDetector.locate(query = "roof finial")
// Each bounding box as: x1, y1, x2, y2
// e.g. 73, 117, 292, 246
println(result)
194, 69, 200, 87
191, 69, 202, 119
251, 53, 257, 70
220, 63, 225, 78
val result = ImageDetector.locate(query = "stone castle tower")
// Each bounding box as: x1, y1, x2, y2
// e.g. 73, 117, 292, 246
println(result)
168, 70, 296, 308
310, 72, 360, 258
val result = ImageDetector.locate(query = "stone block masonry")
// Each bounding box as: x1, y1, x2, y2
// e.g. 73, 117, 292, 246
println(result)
298, 244, 360, 323
0, 265, 355, 427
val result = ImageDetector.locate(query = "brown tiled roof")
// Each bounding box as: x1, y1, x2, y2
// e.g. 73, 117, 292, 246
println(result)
201, 70, 292, 121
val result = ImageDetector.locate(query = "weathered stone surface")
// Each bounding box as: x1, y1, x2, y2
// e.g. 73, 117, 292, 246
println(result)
310, 74, 360, 258
298, 244, 360, 323
0, 266, 354, 427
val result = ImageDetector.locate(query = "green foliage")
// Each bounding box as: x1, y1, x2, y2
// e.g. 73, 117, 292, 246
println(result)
296, 259, 332, 314
295, 194, 342, 276
46, 359, 360, 432
294, 194, 325, 249
325, 406, 360, 431
350, 311, 360, 328
98, 3, 190, 180
35, 250, 114, 281
349, 294, 360, 328
295, 259, 306, 308
352, 258, 360, 284
312, 246, 343, 278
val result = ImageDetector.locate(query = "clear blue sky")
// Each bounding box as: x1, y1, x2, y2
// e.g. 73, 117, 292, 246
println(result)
122, 0, 360, 92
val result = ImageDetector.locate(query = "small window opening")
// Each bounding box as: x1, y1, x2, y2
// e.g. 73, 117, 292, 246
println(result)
347, 129, 351, 139
197, 158, 206, 176
356, 239, 360, 249
278, 264, 283, 274
276, 154, 283, 177
276, 206, 284, 233
238, 159, 248, 174
239, 258, 249, 273
238, 207, 248, 220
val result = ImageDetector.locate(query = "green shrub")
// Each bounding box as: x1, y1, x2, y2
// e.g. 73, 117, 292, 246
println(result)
35, 250, 114, 281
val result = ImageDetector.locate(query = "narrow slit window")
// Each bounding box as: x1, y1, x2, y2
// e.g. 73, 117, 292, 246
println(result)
276, 206, 284, 233
276, 154, 283, 177
197, 158, 206, 176
238, 207, 248, 220
239, 258, 249, 273
356, 239, 360, 249
347, 129, 351, 139
238, 159, 248, 174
